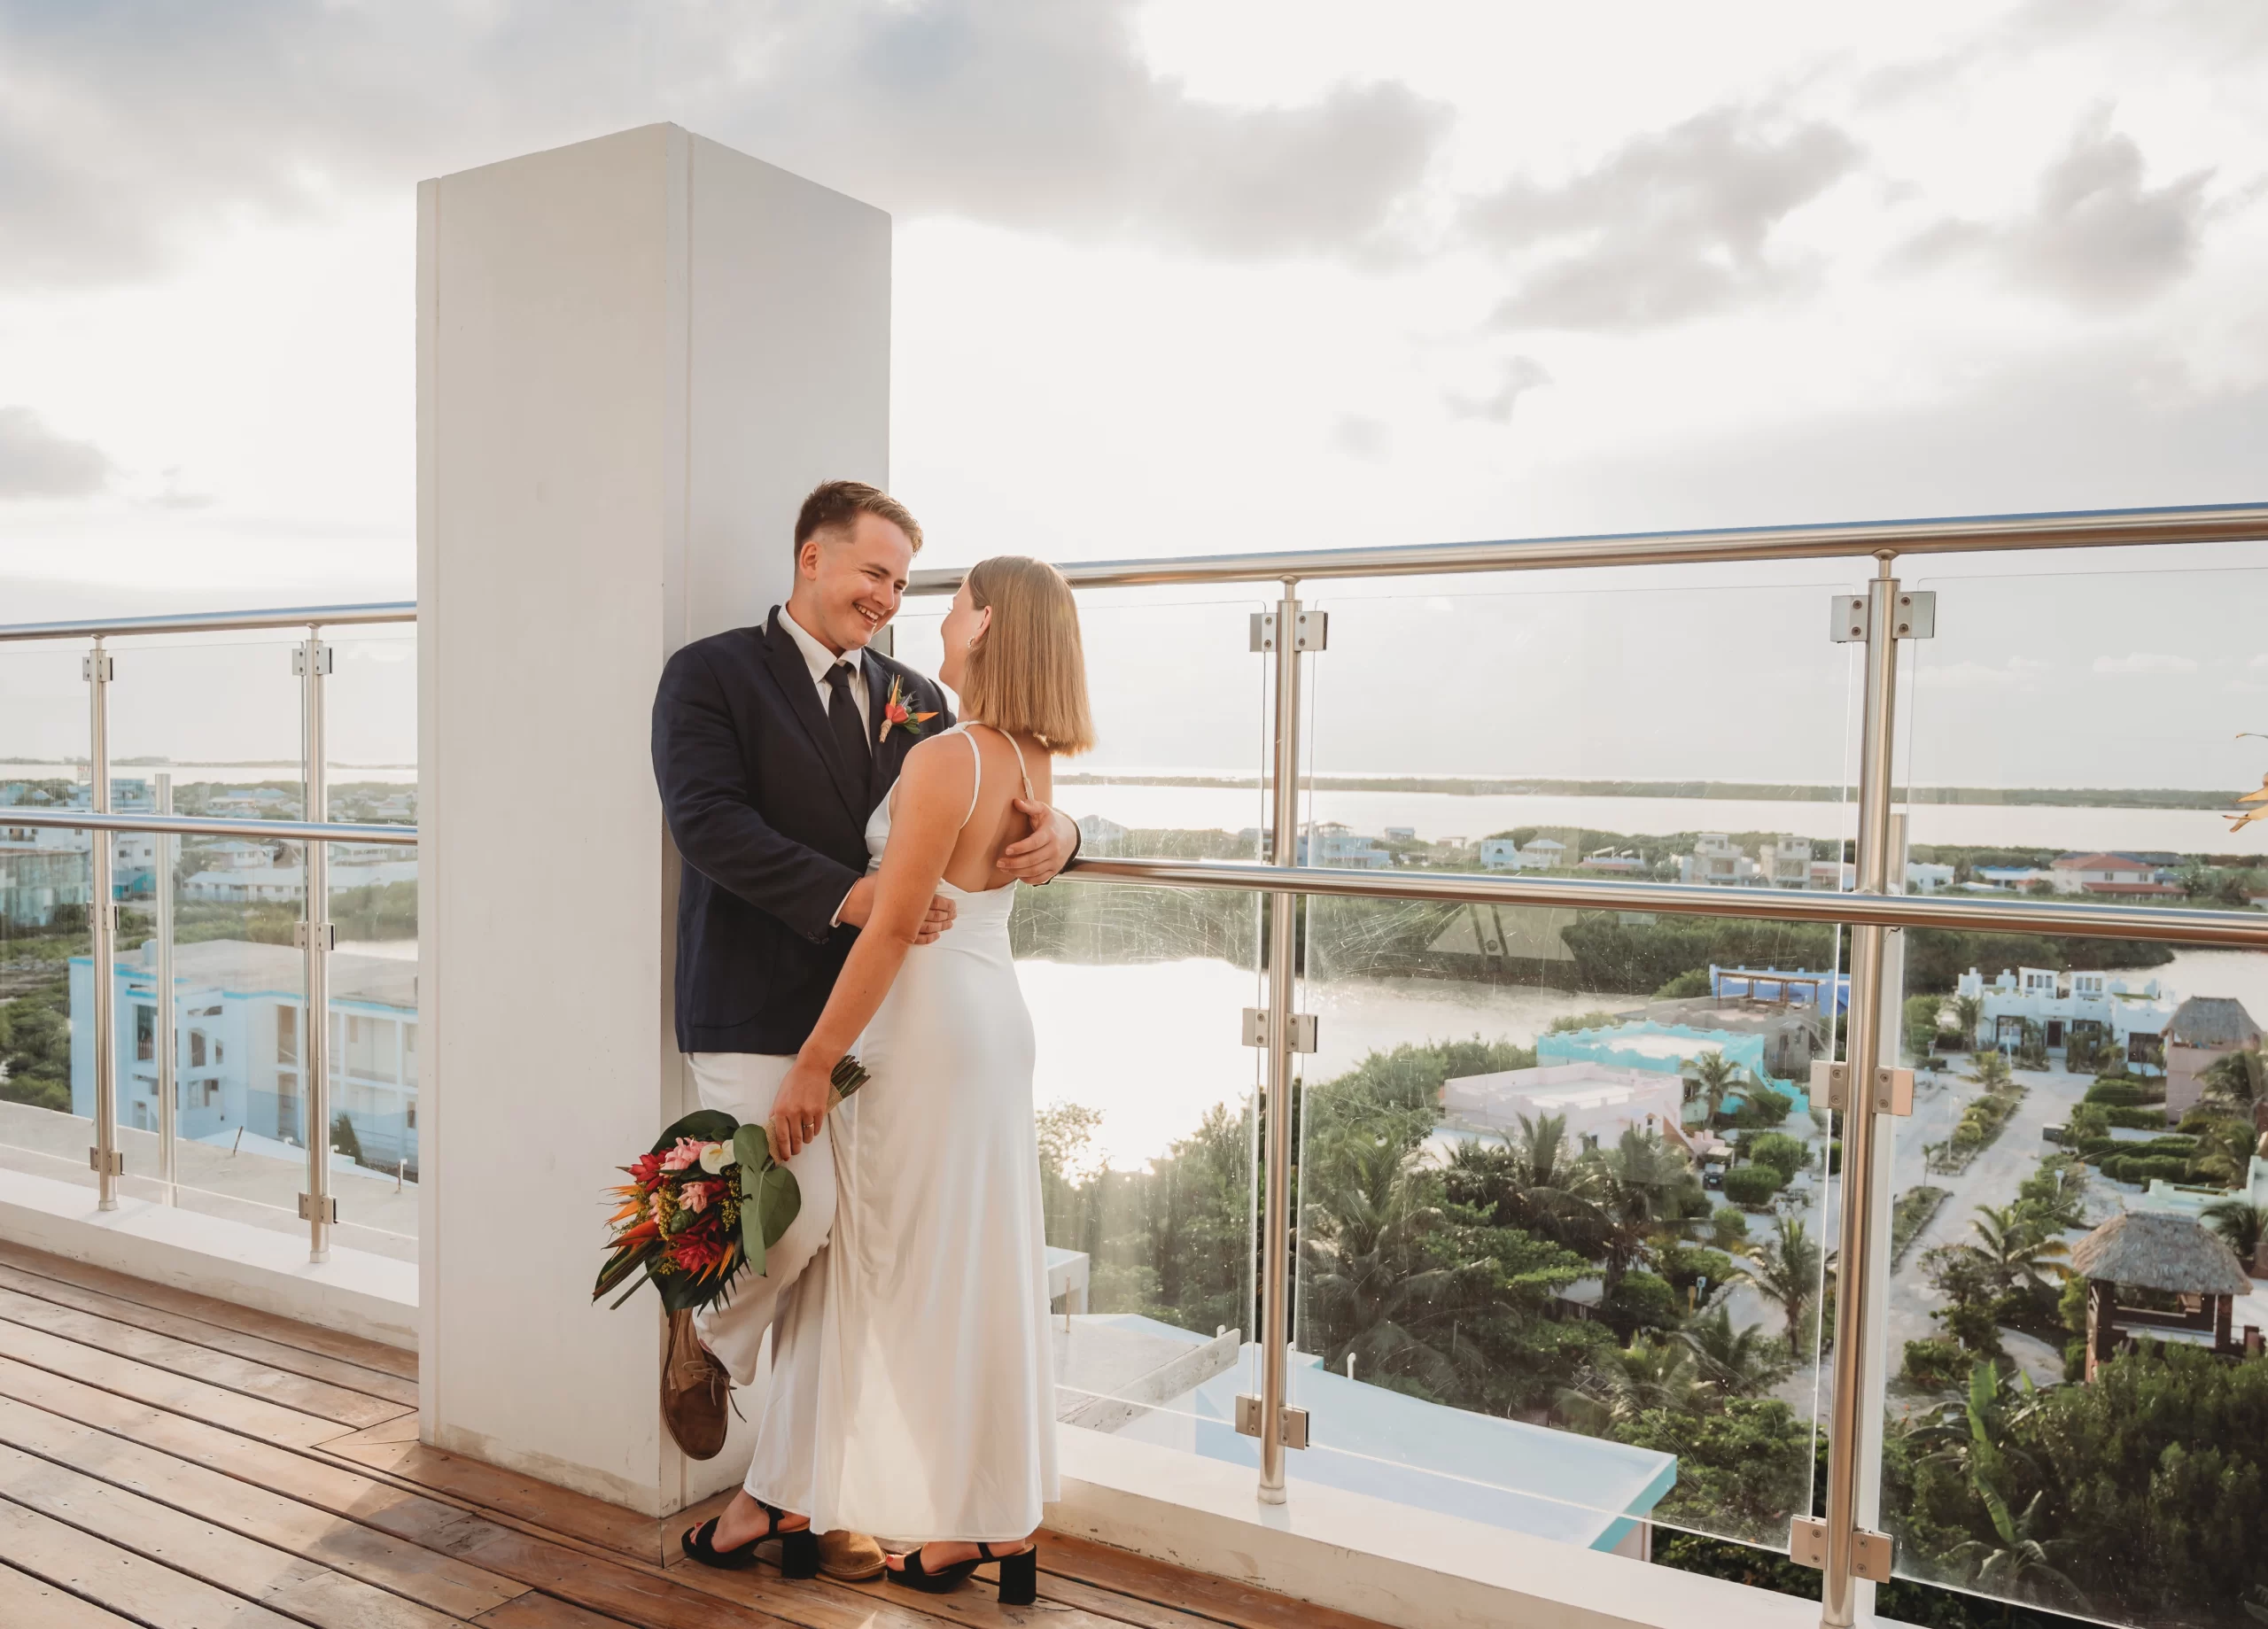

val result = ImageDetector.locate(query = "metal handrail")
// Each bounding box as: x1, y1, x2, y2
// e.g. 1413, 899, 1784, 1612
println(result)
2, 506, 2254, 632
0, 810, 418, 846
905, 502, 2268, 594
1060, 856, 2268, 948
0, 601, 416, 642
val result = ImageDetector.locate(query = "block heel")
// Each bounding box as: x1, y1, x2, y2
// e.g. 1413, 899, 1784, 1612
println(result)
996, 1542, 1038, 1606
777, 1525, 820, 1579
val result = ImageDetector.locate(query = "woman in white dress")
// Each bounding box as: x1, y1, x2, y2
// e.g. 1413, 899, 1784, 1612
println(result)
752, 555, 1092, 1602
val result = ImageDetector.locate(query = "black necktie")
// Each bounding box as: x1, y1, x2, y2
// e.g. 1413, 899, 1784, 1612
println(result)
824, 662, 871, 772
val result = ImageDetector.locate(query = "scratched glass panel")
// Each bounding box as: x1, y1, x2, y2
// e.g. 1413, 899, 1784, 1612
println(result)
1279, 570, 1860, 1558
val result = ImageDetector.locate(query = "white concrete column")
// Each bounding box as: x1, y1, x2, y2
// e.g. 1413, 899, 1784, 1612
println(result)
416, 123, 889, 1515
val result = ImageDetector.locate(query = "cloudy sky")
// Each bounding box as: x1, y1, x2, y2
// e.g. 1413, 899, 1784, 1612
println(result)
3, 1, 2266, 791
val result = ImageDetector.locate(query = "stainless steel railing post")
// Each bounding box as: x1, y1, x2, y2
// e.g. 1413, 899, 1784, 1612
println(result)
299, 631, 336, 1261
155, 772, 177, 1201
1819, 555, 1904, 1627
1258, 579, 1304, 1504
86, 637, 119, 1210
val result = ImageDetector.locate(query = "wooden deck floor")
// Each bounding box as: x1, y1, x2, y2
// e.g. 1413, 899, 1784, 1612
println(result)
0, 1237, 1386, 1629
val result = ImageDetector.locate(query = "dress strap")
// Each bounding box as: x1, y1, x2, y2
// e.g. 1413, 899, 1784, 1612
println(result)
956, 725, 983, 827
997, 728, 1037, 801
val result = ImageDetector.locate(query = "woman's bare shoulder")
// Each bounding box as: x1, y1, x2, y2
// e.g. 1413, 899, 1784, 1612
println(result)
897, 728, 977, 790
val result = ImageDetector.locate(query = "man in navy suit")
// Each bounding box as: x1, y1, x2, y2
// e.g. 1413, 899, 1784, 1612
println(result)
650, 481, 1077, 1579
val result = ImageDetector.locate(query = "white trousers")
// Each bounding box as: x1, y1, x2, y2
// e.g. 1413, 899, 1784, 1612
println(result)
684, 1051, 835, 1510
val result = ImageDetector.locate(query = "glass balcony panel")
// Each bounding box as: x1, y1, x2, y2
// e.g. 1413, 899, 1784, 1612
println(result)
1902, 556, 2268, 897
1293, 890, 1843, 1555
891, 588, 1272, 861
0, 645, 101, 1196
322, 629, 419, 1253
1882, 926, 2268, 1629
1004, 874, 1265, 1452
106, 632, 309, 824
1300, 570, 1862, 883
106, 839, 331, 1245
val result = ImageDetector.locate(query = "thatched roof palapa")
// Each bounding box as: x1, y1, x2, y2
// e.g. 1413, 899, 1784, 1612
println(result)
2070, 1211, 2252, 1298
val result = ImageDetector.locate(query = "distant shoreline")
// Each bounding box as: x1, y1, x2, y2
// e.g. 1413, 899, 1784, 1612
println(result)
0, 758, 416, 771
1053, 773, 2242, 811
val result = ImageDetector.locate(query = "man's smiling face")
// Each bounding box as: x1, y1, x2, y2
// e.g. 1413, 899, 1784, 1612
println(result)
789, 511, 914, 655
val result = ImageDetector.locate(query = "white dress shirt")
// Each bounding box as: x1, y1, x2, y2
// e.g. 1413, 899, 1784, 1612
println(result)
781, 606, 872, 929
780, 604, 870, 733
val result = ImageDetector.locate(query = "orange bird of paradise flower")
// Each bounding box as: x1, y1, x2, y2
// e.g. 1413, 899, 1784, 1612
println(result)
880, 675, 937, 742
2228, 733, 2268, 833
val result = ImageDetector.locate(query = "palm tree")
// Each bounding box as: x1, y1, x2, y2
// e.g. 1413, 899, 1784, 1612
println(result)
2190, 1117, 2258, 1187
1969, 1202, 2070, 1295
1954, 994, 1984, 1051
1559, 1332, 1704, 1430
1946, 1480, 2085, 1611
1689, 1050, 1745, 1130
2204, 1048, 2268, 1121
2205, 1198, 2268, 1272
1444, 1114, 1608, 1257
1740, 1214, 1822, 1352
1588, 1127, 1701, 1292
1680, 1304, 1796, 1396
1969, 1047, 2013, 1093
1300, 1125, 1468, 1396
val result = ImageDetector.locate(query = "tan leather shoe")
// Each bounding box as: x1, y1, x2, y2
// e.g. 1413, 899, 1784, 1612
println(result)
816, 1529, 886, 1581
661, 1308, 730, 1461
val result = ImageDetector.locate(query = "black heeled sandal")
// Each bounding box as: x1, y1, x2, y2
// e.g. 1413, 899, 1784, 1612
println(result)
888, 1540, 1038, 1605
680, 1501, 819, 1578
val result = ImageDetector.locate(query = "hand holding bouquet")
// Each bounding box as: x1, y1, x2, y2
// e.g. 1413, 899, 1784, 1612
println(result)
591, 1055, 868, 1314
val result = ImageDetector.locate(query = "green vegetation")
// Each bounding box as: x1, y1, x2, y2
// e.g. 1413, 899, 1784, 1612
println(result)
1720, 1163, 1785, 1210
1891, 1185, 1951, 1268
1888, 1346, 2268, 1623
1037, 1035, 1821, 1545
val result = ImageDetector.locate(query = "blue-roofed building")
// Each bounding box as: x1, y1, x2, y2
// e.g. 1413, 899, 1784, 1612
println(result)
69, 937, 420, 1172
1710, 965, 1849, 1014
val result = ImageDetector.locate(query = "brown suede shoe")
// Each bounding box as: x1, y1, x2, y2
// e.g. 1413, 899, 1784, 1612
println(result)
817, 1529, 886, 1581
661, 1309, 729, 1461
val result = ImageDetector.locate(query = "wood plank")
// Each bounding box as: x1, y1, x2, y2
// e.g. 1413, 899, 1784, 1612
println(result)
0, 1495, 309, 1628
1037, 1532, 1388, 1629
0, 1239, 416, 1380
0, 1284, 408, 1428
0, 1355, 796, 1629
0, 1440, 468, 1629
471, 1592, 647, 1629
0, 1320, 346, 1449
658, 1550, 953, 1629
320, 1438, 674, 1563
0, 1261, 418, 1407
0, 1392, 526, 1619
0, 1355, 477, 1552
0, 1558, 144, 1628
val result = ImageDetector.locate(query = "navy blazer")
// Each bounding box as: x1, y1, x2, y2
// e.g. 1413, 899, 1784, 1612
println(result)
652, 607, 954, 1055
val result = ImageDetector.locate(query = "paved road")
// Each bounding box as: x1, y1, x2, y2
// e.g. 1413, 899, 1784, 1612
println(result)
1884, 1060, 2093, 1357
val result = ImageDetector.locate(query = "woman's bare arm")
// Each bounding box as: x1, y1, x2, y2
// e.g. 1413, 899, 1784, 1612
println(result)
767, 737, 974, 1156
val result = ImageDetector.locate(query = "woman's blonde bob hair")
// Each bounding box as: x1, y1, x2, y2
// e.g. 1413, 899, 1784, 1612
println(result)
958, 555, 1095, 756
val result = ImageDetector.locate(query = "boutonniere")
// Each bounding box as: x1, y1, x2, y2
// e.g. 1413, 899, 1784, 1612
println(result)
880, 675, 937, 742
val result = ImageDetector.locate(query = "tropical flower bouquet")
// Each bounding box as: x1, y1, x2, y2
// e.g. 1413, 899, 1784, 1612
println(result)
592, 1056, 868, 1314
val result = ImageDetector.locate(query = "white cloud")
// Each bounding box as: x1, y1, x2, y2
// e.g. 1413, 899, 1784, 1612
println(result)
1468, 105, 1860, 330
0, 407, 113, 499
1894, 105, 2215, 311
2093, 652, 2201, 675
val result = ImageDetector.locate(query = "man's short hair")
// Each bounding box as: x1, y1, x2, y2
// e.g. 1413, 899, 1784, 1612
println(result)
794, 480, 922, 555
